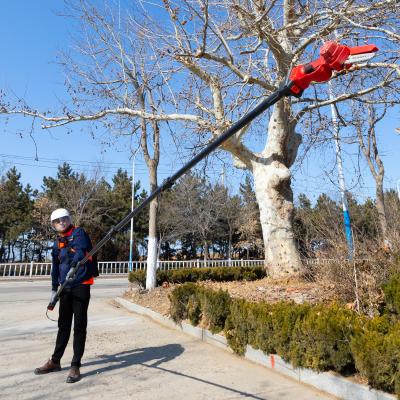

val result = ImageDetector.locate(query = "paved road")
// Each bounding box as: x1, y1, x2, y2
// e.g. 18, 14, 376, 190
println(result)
0, 278, 336, 400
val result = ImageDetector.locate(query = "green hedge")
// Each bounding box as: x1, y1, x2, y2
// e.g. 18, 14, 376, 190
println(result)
169, 276, 400, 397
128, 265, 266, 287
351, 318, 400, 394
383, 274, 400, 317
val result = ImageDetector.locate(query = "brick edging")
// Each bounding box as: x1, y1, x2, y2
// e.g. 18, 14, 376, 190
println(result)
115, 297, 395, 400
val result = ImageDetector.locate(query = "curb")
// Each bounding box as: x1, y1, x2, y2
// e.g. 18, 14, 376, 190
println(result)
115, 297, 396, 400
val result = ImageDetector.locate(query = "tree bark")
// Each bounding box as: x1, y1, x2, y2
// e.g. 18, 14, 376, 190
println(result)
355, 103, 389, 246
146, 165, 159, 290
252, 101, 303, 277
203, 240, 209, 262
376, 176, 388, 242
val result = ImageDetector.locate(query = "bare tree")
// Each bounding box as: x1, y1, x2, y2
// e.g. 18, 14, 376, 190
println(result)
138, 0, 400, 276
351, 101, 390, 248
2, 2, 167, 288
1, 1, 399, 277
129, 58, 161, 289
218, 187, 242, 260
31, 195, 58, 261
60, 2, 165, 288
159, 173, 224, 261
42, 164, 110, 228
236, 175, 263, 258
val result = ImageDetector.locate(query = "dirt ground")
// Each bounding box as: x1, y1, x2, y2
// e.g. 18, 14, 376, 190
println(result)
123, 277, 338, 316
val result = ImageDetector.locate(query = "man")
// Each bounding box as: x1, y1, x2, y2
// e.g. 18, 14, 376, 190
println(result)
34, 208, 96, 383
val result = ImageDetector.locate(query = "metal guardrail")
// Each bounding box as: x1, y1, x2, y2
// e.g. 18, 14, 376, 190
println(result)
0, 262, 52, 278
0, 258, 370, 279
0, 259, 265, 278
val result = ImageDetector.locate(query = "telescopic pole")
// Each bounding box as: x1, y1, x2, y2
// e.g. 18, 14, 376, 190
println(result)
47, 83, 293, 311
47, 41, 379, 312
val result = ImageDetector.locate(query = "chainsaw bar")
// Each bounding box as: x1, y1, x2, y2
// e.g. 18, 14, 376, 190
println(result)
345, 52, 377, 64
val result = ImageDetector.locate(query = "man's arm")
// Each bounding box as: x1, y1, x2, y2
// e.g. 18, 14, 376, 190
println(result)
70, 228, 90, 266
51, 245, 60, 291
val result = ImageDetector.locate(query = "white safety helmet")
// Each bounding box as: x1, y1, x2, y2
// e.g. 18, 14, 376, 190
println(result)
50, 208, 71, 223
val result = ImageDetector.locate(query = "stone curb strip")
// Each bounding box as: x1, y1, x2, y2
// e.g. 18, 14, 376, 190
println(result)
115, 297, 395, 400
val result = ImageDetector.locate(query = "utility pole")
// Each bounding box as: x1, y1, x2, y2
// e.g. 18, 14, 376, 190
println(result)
129, 151, 137, 272
220, 166, 226, 187
329, 82, 354, 260
397, 180, 400, 202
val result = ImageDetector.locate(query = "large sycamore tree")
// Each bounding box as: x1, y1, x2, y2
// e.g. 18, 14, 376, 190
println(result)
1, 0, 399, 279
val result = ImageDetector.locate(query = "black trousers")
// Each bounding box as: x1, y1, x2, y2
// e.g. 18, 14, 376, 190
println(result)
52, 284, 91, 367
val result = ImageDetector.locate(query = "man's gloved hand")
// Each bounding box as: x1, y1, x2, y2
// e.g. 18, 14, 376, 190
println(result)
50, 290, 58, 304
66, 268, 76, 282
66, 260, 79, 282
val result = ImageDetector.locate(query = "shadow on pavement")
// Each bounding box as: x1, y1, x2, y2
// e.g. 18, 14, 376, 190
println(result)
84, 344, 267, 400
83, 344, 185, 377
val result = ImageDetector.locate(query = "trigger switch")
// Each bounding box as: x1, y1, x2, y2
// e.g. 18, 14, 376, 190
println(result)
303, 64, 315, 74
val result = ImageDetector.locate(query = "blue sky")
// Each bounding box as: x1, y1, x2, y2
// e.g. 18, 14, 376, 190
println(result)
0, 1, 150, 190
0, 1, 399, 203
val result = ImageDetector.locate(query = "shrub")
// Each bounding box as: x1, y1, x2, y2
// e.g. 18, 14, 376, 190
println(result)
169, 282, 400, 395
168, 282, 198, 323
201, 289, 231, 333
288, 304, 357, 372
311, 259, 394, 316
351, 321, 400, 395
187, 291, 202, 326
169, 284, 230, 332
267, 302, 311, 360
382, 274, 400, 317
128, 266, 266, 287
128, 269, 146, 287
224, 299, 251, 355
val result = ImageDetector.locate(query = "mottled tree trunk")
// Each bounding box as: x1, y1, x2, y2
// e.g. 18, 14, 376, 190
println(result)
252, 101, 303, 277
146, 166, 159, 290
376, 176, 388, 243
356, 104, 389, 247
203, 240, 209, 262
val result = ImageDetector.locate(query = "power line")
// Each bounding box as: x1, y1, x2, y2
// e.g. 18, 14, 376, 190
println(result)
0, 153, 239, 177
1, 160, 177, 176
0, 153, 136, 166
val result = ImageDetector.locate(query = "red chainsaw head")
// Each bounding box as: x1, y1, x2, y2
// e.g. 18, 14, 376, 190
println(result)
288, 41, 378, 96
320, 42, 351, 71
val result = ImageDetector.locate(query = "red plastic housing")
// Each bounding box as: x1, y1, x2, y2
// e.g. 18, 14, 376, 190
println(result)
289, 42, 378, 96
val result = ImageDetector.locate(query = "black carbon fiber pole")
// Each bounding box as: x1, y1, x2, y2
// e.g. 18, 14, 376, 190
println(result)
47, 83, 293, 312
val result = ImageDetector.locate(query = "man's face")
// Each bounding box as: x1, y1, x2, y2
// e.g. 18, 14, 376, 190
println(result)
52, 216, 71, 233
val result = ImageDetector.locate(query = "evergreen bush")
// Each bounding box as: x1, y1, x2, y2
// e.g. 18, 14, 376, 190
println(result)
382, 274, 400, 317
168, 282, 198, 323
128, 265, 266, 287
198, 289, 231, 333
288, 304, 357, 372
224, 298, 250, 355
265, 302, 311, 360
351, 321, 400, 395
168, 282, 400, 396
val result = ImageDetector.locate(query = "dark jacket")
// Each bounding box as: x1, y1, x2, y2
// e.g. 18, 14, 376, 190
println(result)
51, 226, 95, 291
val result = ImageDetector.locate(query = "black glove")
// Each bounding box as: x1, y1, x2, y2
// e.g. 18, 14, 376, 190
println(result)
66, 261, 78, 282
48, 290, 59, 311
50, 290, 57, 304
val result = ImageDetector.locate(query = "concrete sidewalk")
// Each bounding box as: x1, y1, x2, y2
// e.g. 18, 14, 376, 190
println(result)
0, 280, 336, 399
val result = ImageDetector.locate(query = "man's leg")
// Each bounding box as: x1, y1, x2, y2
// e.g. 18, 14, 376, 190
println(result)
67, 284, 90, 383
52, 289, 74, 364
35, 290, 73, 375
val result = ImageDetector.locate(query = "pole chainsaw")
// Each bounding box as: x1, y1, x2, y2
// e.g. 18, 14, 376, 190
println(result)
47, 41, 378, 314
